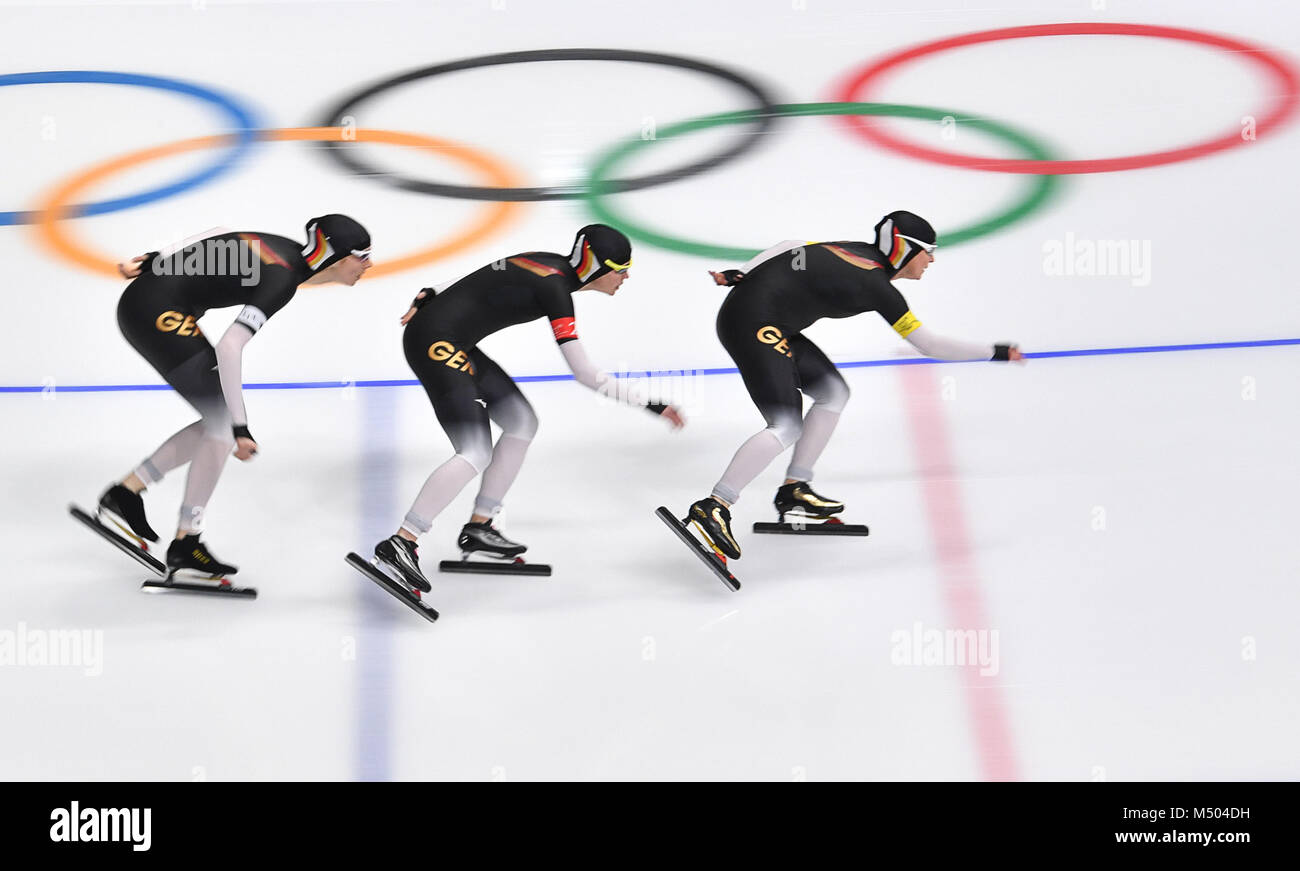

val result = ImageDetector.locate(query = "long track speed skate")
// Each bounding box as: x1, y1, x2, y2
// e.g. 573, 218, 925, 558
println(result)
71, 504, 256, 597
345, 543, 441, 624
69, 503, 166, 576
438, 522, 550, 577
146, 534, 257, 598
654, 505, 740, 592
752, 482, 869, 537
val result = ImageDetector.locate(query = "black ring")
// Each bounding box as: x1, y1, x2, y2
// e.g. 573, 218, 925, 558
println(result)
315, 48, 778, 202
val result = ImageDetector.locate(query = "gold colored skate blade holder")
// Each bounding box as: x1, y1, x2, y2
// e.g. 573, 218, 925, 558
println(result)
68, 504, 166, 575
102, 511, 150, 551
690, 520, 729, 560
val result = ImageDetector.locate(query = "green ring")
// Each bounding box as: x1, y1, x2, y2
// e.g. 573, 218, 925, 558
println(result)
583, 102, 1064, 260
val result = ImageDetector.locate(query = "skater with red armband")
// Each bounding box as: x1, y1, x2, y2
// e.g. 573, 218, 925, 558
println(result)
348, 224, 683, 620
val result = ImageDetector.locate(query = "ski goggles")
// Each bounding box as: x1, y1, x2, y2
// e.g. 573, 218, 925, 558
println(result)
604, 257, 632, 273
898, 234, 937, 255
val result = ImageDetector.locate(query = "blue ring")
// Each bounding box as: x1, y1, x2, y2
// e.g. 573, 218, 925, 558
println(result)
0, 70, 260, 226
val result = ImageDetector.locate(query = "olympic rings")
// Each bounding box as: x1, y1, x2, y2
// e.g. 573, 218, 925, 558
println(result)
0, 70, 259, 225
833, 23, 1300, 174
34, 127, 524, 279
316, 48, 779, 202
584, 102, 1063, 261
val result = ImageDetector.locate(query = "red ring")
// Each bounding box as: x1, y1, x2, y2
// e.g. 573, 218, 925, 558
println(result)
833, 22, 1300, 174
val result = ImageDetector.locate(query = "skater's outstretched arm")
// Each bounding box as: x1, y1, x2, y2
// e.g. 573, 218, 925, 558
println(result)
558, 339, 685, 428
901, 324, 1013, 362
875, 282, 1024, 363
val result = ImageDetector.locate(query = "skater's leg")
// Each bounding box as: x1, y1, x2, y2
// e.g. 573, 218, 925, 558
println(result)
785, 334, 849, 483
114, 282, 231, 537
710, 317, 803, 506
372, 331, 491, 592
164, 350, 235, 536
711, 425, 797, 506
130, 421, 205, 488
399, 383, 493, 540
468, 350, 538, 521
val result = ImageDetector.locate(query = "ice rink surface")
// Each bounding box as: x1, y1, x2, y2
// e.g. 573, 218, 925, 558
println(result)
1, 0, 1298, 781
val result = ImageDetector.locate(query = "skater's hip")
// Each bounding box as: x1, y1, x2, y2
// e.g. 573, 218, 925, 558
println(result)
117, 284, 214, 377
403, 323, 479, 375
117, 279, 204, 338
717, 310, 802, 364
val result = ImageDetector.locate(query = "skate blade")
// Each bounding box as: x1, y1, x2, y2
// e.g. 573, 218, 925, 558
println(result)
439, 557, 550, 577
69, 504, 166, 576
346, 553, 439, 622
142, 573, 256, 598
753, 519, 869, 536
655, 507, 740, 592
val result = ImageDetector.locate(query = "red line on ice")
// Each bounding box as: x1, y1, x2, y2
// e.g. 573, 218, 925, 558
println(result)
898, 364, 1020, 781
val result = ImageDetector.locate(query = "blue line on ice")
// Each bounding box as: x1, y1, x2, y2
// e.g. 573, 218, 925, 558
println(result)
2, 337, 1297, 394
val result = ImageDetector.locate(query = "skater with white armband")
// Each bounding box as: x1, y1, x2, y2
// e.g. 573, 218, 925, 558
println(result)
75, 216, 371, 590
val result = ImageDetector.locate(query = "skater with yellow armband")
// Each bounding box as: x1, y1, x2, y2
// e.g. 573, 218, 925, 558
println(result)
658, 211, 1024, 589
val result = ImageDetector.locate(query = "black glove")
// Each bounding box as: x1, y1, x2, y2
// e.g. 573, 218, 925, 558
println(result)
711, 269, 746, 286
992, 344, 1016, 361
411, 288, 435, 310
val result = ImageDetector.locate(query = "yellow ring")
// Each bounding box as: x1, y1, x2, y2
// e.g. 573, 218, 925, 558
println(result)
34, 127, 525, 279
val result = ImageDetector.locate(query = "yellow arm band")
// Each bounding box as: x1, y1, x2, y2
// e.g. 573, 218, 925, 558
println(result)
892, 311, 922, 339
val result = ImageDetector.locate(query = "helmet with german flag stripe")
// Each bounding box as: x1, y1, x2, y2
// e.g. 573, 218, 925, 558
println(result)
872, 210, 936, 277
569, 224, 632, 285
302, 214, 371, 273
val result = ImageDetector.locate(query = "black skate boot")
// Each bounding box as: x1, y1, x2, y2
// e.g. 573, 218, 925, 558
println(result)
688, 497, 741, 560
457, 521, 526, 559
774, 481, 844, 521
166, 534, 238, 577
374, 534, 431, 592
439, 522, 549, 576
98, 483, 159, 545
